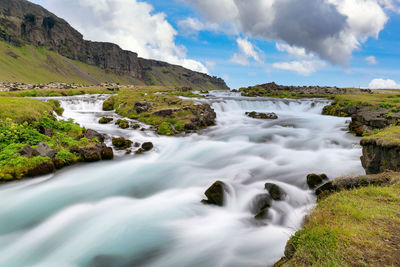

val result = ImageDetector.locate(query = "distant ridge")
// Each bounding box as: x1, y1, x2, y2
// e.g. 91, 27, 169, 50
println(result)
0, 0, 229, 89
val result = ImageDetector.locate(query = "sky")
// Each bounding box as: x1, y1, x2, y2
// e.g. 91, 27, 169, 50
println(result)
31, 0, 400, 89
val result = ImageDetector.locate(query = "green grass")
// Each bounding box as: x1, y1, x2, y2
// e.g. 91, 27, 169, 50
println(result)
281, 174, 400, 266
361, 125, 400, 146
0, 97, 54, 122
0, 41, 132, 84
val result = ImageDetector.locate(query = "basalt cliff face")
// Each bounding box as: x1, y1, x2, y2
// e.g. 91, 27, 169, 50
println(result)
0, 0, 228, 89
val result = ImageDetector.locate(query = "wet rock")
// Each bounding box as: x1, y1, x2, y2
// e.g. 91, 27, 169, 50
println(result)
26, 161, 55, 177
116, 119, 129, 129
251, 194, 272, 219
134, 142, 141, 147
35, 142, 55, 158
202, 181, 227, 206
265, 183, 286, 201
141, 142, 154, 151
38, 125, 54, 137
84, 129, 105, 142
134, 101, 151, 113
132, 124, 140, 129
98, 117, 113, 124
152, 109, 179, 117
112, 137, 133, 150
315, 181, 338, 197
306, 173, 329, 189
71, 144, 113, 162
246, 111, 278, 120
17, 144, 39, 158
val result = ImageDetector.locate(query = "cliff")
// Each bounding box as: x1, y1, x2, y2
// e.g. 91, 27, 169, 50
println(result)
0, 0, 228, 89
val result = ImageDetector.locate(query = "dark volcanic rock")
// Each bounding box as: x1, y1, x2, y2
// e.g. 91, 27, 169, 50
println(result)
71, 143, 113, 162
35, 142, 55, 158
360, 137, 400, 174
134, 101, 152, 114
26, 161, 55, 177
84, 129, 105, 142
152, 109, 179, 117
265, 183, 286, 201
251, 194, 272, 219
306, 173, 328, 189
112, 137, 132, 150
202, 181, 227, 206
246, 111, 278, 120
186, 104, 216, 130
141, 142, 154, 151
38, 125, 53, 137
17, 144, 39, 158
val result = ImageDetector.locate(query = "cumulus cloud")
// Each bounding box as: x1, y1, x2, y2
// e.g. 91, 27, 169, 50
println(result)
276, 43, 315, 58
33, 0, 208, 73
178, 17, 219, 36
181, 0, 389, 65
230, 37, 262, 66
368, 78, 400, 89
365, 56, 378, 65
272, 60, 327, 76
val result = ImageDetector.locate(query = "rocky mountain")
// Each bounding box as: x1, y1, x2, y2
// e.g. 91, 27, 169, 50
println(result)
0, 0, 228, 89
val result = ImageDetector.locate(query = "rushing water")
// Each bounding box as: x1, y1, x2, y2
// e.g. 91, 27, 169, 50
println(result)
0, 92, 363, 267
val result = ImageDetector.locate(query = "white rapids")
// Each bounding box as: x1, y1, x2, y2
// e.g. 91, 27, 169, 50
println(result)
0, 91, 363, 267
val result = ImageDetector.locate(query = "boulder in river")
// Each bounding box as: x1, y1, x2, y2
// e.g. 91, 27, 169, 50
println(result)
112, 137, 133, 150
116, 119, 129, 129
35, 142, 55, 158
98, 117, 113, 124
141, 142, 154, 151
246, 111, 278, 120
251, 194, 272, 219
202, 180, 227, 206
306, 173, 328, 189
265, 183, 286, 201
17, 144, 39, 158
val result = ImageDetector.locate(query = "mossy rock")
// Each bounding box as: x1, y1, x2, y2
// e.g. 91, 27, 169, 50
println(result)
307, 173, 328, 189
112, 137, 133, 150
116, 119, 129, 129
99, 117, 113, 124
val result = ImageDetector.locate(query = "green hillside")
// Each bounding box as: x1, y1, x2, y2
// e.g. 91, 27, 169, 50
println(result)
0, 41, 135, 85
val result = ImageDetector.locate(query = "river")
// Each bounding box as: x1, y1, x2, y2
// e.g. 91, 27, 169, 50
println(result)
0, 91, 363, 267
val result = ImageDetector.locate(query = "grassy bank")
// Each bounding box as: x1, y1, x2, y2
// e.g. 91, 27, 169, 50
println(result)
0, 97, 98, 180
278, 173, 400, 266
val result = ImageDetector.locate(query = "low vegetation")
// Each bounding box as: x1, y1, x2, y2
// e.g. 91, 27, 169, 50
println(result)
0, 97, 97, 180
102, 87, 211, 135
279, 173, 400, 266
361, 125, 400, 146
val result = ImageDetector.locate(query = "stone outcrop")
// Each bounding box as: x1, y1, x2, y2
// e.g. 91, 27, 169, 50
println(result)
185, 104, 216, 130
252, 194, 272, 220
360, 135, 400, 174
0, 0, 229, 90
35, 142, 55, 158
239, 82, 355, 97
70, 143, 113, 162
245, 111, 278, 120
83, 129, 105, 143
